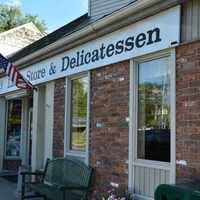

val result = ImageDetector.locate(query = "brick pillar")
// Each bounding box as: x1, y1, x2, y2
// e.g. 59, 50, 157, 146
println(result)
176, 41, 200, 183
53, 78, 65, 158
90, 61, 129, 196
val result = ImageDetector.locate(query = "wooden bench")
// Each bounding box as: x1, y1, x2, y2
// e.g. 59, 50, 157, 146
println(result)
21, 157, 93, 200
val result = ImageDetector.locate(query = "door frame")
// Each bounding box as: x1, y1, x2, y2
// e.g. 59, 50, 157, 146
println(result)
26, 107, 33, 167
128, 48, 176, 198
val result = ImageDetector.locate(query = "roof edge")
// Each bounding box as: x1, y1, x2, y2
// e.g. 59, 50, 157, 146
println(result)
10, 0, 183, 68
0, 22, 45, 37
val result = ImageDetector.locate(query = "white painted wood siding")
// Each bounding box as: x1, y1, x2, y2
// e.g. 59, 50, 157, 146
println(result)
89, 0, 136, 20
44, 81, 55, 164
134, 166, 170, 198
182, 0, 200, 42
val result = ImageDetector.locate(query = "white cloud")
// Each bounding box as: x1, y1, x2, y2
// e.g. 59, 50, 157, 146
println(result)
4, 0, 22, 7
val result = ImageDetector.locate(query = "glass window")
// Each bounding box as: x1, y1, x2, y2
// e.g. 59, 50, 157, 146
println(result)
6, 99, 22, 157
137, 57, 170, 162
70, 76, 88, 152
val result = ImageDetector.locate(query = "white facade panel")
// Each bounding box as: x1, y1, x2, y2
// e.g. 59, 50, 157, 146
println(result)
0, 6, 180, 95
44, 81, 54, 163
134, 166, 170, 198
89, 0, 135, 19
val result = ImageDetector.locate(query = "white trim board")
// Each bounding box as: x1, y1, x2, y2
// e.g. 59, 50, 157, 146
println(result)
0, 6, 180, 95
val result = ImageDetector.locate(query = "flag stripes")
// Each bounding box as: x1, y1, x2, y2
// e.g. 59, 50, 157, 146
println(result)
0, 54, 33, 89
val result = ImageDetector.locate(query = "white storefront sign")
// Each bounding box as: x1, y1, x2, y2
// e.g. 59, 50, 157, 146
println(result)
0, 6, 180, 94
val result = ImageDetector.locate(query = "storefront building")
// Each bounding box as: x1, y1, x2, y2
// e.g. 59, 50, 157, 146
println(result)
0, 0, 200, 199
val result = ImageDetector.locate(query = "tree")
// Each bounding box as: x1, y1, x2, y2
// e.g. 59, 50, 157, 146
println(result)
138, 82, 170, 129
72, 79, 87, 118
0, 5, 21, 32
19, 14, 46, 33
0, 4, 47, 33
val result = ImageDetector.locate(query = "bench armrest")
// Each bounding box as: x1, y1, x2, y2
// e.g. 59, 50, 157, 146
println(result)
20, 171, 44, 176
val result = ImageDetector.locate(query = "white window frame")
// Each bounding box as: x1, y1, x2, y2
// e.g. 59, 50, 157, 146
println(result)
64, 72, 90, 164
128, 49, 176, 190
135, 53, 172, 164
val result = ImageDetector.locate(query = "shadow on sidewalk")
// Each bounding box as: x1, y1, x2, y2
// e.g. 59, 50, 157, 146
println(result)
0, 178, 43, 200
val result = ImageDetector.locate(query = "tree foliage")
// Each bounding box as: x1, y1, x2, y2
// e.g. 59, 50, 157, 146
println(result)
19, 14, 46, 33
138, 82, 170, 129
72, 79, 87, 118
0, 4, 47, 33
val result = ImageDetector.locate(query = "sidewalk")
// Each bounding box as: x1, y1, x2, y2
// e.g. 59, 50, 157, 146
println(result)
0, 177, 18, 200
0, 178, 43, 200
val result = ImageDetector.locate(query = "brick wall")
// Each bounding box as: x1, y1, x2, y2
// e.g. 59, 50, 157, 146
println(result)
52, 43, 200, 194
52, 61, 130, 195
53, 78, 65, 158
176, 41, 200, 183
90, 61, 129, 196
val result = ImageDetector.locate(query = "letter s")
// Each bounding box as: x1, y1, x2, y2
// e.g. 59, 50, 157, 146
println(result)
27, 71, 31, 81
115, 40, 124, 55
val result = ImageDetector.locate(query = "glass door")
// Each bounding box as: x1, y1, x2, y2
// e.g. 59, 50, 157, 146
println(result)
137, 57, 171, 163
129, 52, 176, 199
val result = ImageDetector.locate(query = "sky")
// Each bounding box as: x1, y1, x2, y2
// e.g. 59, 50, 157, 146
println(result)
0, 0, 88, 32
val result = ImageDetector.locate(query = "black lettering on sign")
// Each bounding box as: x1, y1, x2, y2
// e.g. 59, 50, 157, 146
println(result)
125, 36, 134, 51
27, 68, 46, 81
49, 63, 56, 75
91, 49, 99, 62
115, 40, 124, 55
70, 57, 76, 68
80, 50, 85, 66
106, 44, 115, 57
85, 52, 91, 64
136, 33, 146, 48
100, 43, 106, 59
146, 28, 162, 45
60, 27, 162, 72
61, 56, 70, 72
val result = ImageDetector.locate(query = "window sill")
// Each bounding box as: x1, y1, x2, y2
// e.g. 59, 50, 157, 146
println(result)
65, 151, 86, 158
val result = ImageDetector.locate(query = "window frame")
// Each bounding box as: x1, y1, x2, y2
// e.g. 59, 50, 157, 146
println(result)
136, 55, 171, 163
4, 98, 23, 159
64, 72, 90, 164
129, 49, 176, 171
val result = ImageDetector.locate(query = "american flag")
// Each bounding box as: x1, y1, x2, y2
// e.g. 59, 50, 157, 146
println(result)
0, 54, 33, 89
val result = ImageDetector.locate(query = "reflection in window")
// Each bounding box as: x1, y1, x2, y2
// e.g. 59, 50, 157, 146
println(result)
70, 76, 88, 152
137, 57, 170, 162
6, 99, 22, 157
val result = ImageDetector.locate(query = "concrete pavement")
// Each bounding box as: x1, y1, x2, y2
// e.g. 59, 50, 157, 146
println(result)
0, 178, 43, 200
0, 177, 18, 200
